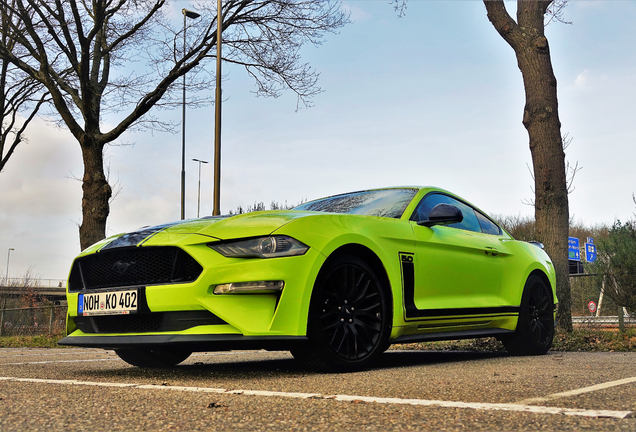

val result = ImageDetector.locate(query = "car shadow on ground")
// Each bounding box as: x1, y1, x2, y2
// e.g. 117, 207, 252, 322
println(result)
379, 349, 509, 369
86, 349, 509, 381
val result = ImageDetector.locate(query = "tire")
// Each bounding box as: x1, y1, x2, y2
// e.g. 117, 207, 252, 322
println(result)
503, 275, 554, 356
291, 254, 391, 372
114, 348, 192, 368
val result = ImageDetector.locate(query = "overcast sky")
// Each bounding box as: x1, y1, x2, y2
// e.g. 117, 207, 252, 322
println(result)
1, 0, 635, 281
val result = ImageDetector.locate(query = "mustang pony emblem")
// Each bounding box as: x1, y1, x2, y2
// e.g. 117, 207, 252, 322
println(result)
112, 261, 135, 276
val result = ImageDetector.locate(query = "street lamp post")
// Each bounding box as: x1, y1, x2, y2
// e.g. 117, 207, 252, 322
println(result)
6, 248, 14, 283
213, 0, 223, 216
181, 8, 201, 220
192, 158, 208, 218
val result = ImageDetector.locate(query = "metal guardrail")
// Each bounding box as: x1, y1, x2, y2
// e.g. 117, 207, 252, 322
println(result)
1, 278, 67, 288
0, 286, 66, 296
572, 316, 636, 325
0, 277, 67, 297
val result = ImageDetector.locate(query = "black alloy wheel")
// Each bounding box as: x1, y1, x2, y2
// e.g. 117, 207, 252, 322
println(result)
503, 275, 554, 356
291, 254, 390, 372
114, 348, 192, 368
527, 278, 554, 347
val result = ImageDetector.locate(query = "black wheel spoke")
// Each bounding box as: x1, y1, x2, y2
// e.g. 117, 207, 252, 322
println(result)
332, 325, 346, 350
356, 302, 382, 315
326, 279, 343, 303
354, 320, 378, 346
537, 296, 550, 312
349, 325, 360, 358
345, 266, 356, 300
351, 277, 370, 303
321, 318, 340, 332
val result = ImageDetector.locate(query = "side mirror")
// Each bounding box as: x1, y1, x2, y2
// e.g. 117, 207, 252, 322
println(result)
418, 203, 463, 227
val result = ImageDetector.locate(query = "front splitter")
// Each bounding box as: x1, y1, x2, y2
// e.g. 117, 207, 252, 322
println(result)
58, 334, 308, 352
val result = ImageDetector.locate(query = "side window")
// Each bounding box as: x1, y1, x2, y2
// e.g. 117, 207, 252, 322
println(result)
475, 211, 502, 235
410, 193, 481, 233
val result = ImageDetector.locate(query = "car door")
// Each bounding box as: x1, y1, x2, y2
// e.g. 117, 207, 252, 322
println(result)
405, 193, 504, 320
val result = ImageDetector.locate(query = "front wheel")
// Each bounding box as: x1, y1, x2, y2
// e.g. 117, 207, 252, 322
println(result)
502, 275, 554, 356
114, 348, 191, 368
291, 255, 391, 372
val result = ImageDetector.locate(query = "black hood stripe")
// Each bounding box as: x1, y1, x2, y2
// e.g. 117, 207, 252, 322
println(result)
100, 220, 192, 250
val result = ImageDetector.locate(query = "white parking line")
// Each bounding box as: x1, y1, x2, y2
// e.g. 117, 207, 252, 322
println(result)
0, 376, 631, 419
1, 359, 119, 365
0, 350, 110, 358
0, 351, 273, 366
516, 376, 636, 405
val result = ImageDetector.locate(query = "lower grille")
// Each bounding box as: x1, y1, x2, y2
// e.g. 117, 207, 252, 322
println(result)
75, 310, 226, 334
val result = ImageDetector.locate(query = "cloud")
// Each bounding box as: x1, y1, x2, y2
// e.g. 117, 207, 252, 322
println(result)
0, 118, 82, 215
572, 1, 608, 11
0, 117, 83, 278
575, 69, 590, 88
107, 193, 178, 235
342, 2, 371, 23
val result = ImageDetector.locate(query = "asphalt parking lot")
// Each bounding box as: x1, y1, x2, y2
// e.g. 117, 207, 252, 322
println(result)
1, 348, 635, 431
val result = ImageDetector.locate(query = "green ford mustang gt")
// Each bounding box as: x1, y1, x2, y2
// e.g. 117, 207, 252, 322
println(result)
59, 186, 557, 372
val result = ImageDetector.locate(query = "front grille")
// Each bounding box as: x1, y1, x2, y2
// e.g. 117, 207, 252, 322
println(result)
68, 246, 203, 291
75, 310, 227, 334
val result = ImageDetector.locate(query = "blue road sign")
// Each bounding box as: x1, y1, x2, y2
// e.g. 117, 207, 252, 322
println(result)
586, 241, 597, 262
569, 237, 580, 261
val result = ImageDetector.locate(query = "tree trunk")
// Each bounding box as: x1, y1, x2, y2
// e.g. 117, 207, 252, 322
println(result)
78, 136, 111, 251
518, 31, 571, 333
485, 0, 572, 331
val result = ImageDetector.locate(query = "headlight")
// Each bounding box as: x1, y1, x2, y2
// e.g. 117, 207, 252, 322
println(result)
208, 235, 309, 258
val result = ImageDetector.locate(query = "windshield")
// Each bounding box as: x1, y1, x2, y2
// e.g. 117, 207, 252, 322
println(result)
293, 188, 419, 219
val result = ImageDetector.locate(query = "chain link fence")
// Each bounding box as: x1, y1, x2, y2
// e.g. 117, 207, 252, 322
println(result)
0, 305, 67, 336
1, 273, 67, 337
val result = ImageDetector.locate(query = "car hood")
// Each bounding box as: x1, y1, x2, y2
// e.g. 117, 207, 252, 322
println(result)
97, 211, 313, 250
170, 211, 311, 240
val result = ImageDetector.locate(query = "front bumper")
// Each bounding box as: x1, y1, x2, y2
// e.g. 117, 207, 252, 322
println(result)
63, 235, 326, 346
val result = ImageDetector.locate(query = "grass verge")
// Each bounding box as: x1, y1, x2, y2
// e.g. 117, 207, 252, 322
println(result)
0, 335, 66, 348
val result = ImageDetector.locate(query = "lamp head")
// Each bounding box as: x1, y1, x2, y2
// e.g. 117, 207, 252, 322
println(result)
182, 9, 201, 19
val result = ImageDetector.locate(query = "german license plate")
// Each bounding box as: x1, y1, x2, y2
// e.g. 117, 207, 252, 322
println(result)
78, 289, 138, 316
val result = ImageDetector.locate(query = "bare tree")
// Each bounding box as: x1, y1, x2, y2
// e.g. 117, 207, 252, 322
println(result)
0, 0, 49, 173
492, 213, 537, 242
484, 0, 572, 331
521, 132, 581, 206
0, 62, 48, 173
0, 0, 349, 249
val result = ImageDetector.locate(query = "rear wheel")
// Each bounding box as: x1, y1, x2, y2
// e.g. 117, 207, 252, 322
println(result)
114, 348, 191, 367
291, 255, 391, 372
503, 275, 554, 356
